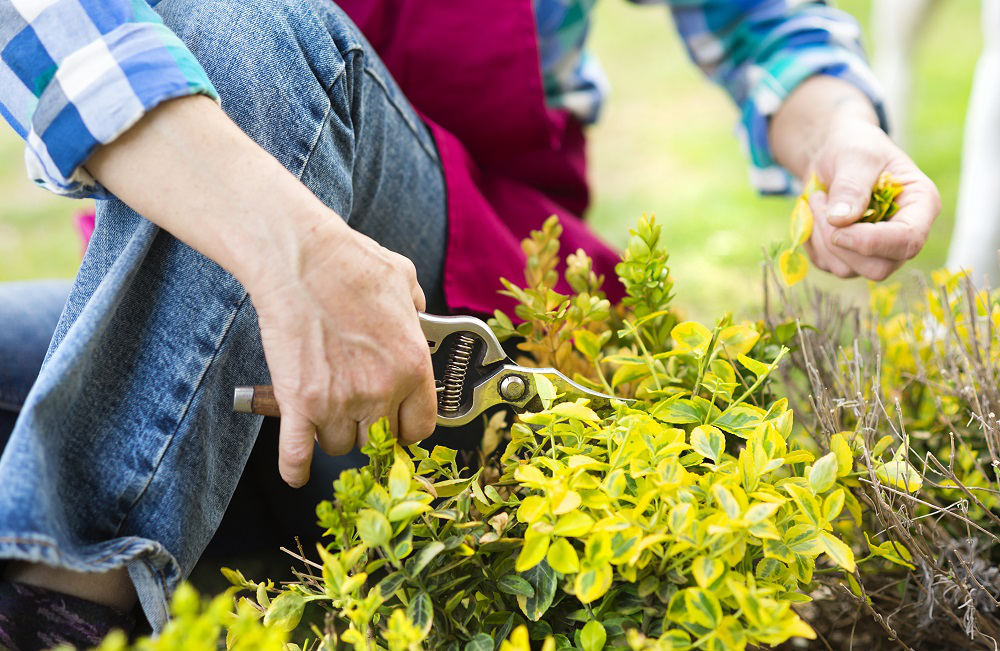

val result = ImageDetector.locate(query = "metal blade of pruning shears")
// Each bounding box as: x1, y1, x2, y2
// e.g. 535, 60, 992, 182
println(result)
233, 312, 631, 425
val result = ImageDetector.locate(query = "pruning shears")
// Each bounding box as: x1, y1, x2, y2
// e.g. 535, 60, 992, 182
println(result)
233, 312, 629, 426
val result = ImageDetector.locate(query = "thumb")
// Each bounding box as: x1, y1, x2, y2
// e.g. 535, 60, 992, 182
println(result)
278, 411, 317, 488
823, 153, 883, 227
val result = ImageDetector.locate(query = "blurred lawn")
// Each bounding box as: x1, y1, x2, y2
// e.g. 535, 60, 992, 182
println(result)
0, 1, 980, 319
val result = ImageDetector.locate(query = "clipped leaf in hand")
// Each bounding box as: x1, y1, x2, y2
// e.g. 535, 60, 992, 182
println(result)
789, 196, 813, 247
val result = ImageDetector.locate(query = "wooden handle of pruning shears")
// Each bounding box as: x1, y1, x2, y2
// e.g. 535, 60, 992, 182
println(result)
233, 385, 280, 417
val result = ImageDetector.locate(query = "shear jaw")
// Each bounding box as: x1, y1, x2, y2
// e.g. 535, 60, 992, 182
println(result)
434, 365, 628, 426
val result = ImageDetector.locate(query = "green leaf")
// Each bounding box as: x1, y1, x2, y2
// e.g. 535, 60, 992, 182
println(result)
580, 620, 607, 651
377, 571, 406, 599
407, 591, 433, 636
465, 634, 495, 651
690, 425, 725, 463
408, 541, 446, 576
357, 509, 392, 548
808, 452, 838, 493
552, 510, 594, 537
823, 489, 845, 523
650, 398, 702, 424
517, 560, 558, 621
432, 476, 475, 498
683, 587, 722, 629
611, 363, 649, 389
737, 354, 771, 378
573, 329, 603, 361
784, 484, 821, 527
388, 501, 432, 522
535, 373, 557, 410
263, 592, 307, 632
498, 575, 535, 598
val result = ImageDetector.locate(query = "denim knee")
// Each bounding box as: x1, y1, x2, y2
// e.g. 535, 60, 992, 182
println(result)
154, 0, 364, 185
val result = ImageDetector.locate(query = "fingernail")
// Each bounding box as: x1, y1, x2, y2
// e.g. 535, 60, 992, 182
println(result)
828, 202, 852, 220
832, 231, 853, 248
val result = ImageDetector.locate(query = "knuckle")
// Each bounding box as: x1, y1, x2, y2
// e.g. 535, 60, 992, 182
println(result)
299, 386, 329, 413
904, 235, 923, 260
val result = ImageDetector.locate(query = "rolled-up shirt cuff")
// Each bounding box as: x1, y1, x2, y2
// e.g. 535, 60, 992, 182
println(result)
24, 21, 218, 200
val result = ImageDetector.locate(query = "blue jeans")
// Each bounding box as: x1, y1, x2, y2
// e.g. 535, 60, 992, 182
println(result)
0, 0, 447, 630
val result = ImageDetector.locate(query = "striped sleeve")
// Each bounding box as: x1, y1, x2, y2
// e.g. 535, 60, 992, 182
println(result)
0, 0, 218, 199
667, 0, 888, 195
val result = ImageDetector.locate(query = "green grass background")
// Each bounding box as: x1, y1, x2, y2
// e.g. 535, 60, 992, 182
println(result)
0, 1, 980, 320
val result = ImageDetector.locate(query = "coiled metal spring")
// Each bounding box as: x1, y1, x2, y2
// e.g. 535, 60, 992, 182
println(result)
438, 334, 475, 412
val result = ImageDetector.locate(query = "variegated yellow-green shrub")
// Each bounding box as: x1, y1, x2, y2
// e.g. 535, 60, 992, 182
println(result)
764, 266, 1000, 649
232, 215, 864, 651
54, 584, 288, 651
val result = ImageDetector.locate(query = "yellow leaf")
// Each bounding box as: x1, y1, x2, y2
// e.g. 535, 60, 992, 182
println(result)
515, 533, 550, 572
719, 325, 760, 358
778, 249, 809, 286
875, 459, 923, 493
552, 510, 595, 537
670, 321, 712, 352
549, 490, 582, 516
789, 196, 814, 247
802, 171, 826, 198
691, 556, 725, 588
574, 563, 613, 604
820, 531, 856, 572
517, 495, 548, 524
548, 401, 600, 422
546, 537, 580, 574
830, 433, 854, 477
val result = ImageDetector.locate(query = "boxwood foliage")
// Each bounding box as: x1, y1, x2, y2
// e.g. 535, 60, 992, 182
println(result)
232, 215, 863, 651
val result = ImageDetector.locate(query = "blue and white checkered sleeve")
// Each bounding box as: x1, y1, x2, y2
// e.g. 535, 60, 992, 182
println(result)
667, 0, 888, 195
0, 0, 218, 199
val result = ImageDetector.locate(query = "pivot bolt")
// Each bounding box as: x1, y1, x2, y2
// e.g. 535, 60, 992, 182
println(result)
499, 375, 527, 401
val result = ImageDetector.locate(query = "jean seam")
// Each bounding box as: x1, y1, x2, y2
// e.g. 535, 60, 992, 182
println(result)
362, 65, 439, 163
111, 290, 252, 539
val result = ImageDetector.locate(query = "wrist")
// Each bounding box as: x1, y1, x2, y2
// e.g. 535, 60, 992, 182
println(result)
771, 75, 881, 177
232, 207, 351, 298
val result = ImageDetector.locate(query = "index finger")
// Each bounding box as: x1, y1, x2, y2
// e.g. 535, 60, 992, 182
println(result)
278, 411, 318, 488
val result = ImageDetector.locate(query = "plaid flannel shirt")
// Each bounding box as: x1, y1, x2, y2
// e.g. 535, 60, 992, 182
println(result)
0, 0, 217, 199
0, 0, 884, 200
536, 0, 888, 194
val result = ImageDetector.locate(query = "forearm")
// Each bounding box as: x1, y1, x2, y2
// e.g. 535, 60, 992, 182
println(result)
84, 95, 339, 290
769, 75, 881, 179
